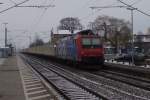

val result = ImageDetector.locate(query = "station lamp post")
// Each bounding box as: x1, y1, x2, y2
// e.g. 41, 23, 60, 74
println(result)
3, 23, 8, 47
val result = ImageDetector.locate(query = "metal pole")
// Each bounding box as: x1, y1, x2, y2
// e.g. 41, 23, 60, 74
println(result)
3, 23, 8, 47
131, 9, 134, 65
29, 36, 31, 46
5, 26, 7, 47
103, 22, 107, 41
127, 7, 136, 65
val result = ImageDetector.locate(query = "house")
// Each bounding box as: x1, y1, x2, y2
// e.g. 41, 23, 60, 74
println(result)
134, 34, 150, 53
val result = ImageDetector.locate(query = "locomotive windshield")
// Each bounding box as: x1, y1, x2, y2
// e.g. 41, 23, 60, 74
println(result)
92, 38, 100, 45
82, 38, 101, 48
82, 38, 91, 45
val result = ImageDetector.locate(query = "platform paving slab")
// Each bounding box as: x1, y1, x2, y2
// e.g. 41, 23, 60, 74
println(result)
0, 56, 25, 100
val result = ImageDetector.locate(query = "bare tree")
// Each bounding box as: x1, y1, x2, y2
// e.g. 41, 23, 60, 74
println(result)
58, 17, 83, 33
88, 15, 131, 52
29, 36, 44, 47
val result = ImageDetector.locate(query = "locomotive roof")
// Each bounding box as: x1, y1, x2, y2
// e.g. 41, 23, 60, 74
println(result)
76, 29, 94, 35
56, 29, 99, 44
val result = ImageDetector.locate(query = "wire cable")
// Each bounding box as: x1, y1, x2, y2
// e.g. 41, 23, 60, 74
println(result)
30, 0, 55, 33
80, 2, 117, 21
0, 0, 30, 14
117, 0, 150, 17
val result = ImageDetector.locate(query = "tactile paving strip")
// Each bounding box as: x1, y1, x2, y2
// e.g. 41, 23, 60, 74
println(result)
18, 58, 56, 100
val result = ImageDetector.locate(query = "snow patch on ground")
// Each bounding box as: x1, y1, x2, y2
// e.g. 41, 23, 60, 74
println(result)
105, 60, 150, 68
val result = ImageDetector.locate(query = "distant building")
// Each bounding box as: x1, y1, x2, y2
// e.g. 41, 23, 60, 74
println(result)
134, 34, 150, 42
51, 34, 72, 44
51, 30, 73, 44
0, 47, 12, 58
134, 34, 150, 53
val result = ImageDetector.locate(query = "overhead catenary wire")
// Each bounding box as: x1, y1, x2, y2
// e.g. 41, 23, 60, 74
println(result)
80, 2, 118, 21
79, 2, 119, 29
90, 6, 126, 9
30, 0, 52, 31
9, 0, 55, 9
117, 0, 150, 17
90, 0, 150, 19
27, 0, 54, 30
6, 0, 55, 46
0, 0, 30, 14
15, 5, 55, 8
29, 0, 55, 41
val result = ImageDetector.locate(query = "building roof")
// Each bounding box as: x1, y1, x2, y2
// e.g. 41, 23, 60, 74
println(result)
134, 34, 150, 38
134, 34, 150, 42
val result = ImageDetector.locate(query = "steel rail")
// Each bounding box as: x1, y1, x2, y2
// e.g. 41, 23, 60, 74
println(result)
23, 54, 150, 100
22, 55, 107, 100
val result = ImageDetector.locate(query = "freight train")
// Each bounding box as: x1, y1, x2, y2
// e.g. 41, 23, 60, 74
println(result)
24, 30, 104, 67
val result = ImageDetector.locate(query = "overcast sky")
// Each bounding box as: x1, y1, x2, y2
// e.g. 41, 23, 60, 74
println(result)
0, 0, 150, 49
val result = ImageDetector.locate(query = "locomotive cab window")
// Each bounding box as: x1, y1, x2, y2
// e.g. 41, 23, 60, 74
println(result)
82, 38, 91, 45
92, 38, 101, 48
92, 38, 100, 45
82, 38, 101, 48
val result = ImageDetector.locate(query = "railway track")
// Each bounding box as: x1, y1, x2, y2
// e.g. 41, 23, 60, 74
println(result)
57, 67, 150, 100
22, 54, 150, 100
35, 55, 150, 91
18, 57, 61, 100
21, 55, 108, 100
93, 70, 150, 91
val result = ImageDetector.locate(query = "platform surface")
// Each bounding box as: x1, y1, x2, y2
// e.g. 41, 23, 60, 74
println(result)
0, 56, 25, 100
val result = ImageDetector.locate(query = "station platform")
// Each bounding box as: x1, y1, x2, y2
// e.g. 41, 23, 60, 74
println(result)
0, 55, 60, 100
0, 56, 25, 100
